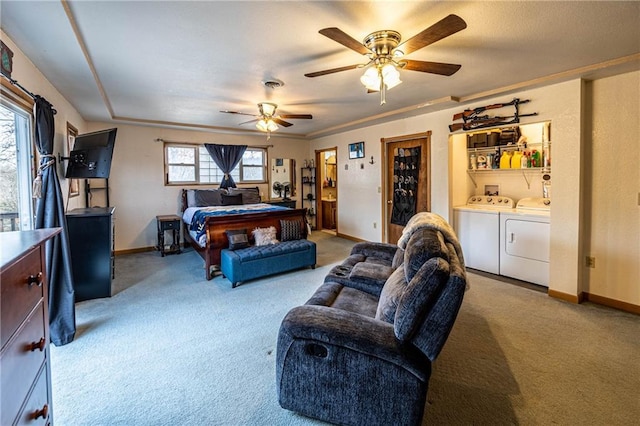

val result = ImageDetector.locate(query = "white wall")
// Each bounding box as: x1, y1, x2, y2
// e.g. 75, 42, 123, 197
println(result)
1, 31, 87, 212
310, 80, 590, 300
85, 122, 310, 250
585, 71, 640, 306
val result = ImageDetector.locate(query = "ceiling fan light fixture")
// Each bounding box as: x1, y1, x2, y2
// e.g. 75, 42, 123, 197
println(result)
382, 63, 402, 89
258, 102, 277, 117
360, 66, 381, 91
256, 118, 278, 133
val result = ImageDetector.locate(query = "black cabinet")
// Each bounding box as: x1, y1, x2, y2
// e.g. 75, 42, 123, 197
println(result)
66, 207, 115, 302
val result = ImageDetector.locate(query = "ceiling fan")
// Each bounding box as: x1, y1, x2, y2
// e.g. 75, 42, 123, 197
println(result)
220, 102, 312, 138
304, 14, 467, 105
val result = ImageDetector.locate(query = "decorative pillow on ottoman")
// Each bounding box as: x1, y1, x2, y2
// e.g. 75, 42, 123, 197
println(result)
225, 229, 249, 250
280, 219, 302, 241
253, 226, 278, 246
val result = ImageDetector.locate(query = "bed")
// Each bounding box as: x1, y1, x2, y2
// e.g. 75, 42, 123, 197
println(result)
181, 188, 308, 280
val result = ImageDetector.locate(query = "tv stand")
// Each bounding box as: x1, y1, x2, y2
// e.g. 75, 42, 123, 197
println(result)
85, 178, 109, 208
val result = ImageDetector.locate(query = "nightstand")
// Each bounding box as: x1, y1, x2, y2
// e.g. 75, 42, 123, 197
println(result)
156, 214, 182, 256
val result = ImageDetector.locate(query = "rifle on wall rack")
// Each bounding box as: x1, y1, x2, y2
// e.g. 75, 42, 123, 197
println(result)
449, 112, 538, 132
452, 98, 530, 121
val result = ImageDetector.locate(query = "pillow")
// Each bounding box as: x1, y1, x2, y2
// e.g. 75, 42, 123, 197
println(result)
252, 226, 278, 246
192, 189, 226, 207
375, 267, 408, 324
220, 193, 243, 206
225, 229, 249, 250
395, 257, 450, 342
228, 187, 261, 204
280, 219, 302, 241
404, 228, 448, 282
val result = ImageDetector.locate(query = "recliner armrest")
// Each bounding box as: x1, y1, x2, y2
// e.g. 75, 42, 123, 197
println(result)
349, 242, 399, 262
278, 305, 429, 380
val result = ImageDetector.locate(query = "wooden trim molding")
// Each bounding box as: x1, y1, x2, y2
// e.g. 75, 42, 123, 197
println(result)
335, 232, 365, 243
584, 293, 640, 315
0, 79, 34, 109
547, 288, 583, 304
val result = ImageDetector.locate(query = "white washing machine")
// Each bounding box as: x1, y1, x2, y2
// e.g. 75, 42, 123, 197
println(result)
454, 195, 515, 274
499, 197, 551, 286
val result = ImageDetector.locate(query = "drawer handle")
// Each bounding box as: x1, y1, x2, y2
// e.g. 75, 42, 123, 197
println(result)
30, 337, 46, 352
27, 272, 43, 287
33, 404, 48, 420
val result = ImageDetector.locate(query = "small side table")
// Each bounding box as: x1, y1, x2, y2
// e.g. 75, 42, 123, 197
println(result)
156, 214, 182, 256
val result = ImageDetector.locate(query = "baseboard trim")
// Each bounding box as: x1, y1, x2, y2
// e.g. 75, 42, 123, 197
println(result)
547, 289, 582, 304
335, 232, 365, 243
115, 246, 156, 256
584, 293, 640, 315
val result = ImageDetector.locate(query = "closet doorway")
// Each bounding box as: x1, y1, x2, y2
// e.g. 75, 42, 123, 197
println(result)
315, 148, 338, 234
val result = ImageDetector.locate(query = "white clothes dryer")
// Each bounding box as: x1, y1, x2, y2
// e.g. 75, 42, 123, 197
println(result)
499, 197, 551, 286
454, 196, 515, 274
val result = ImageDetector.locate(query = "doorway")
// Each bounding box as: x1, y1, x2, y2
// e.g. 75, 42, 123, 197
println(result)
381, 132, 431, 244
315, 148, 338, 234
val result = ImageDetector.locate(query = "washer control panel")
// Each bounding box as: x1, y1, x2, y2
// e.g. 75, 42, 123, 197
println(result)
467, 195, 515, 208
516, 197, 551, 211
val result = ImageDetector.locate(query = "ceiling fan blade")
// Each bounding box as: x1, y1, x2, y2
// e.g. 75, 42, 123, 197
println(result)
402, 59, 462, 76
273, 118, 293, 127
305, 64, 361, 78
397, 14, 467, 55
238, 118, 260, 125
319, 27, 370, 55
220, 110, 257, 117
279, 114, 313, 120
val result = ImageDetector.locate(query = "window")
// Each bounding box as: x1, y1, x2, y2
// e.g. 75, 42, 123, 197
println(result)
164, 144, 266, 185
0, 100, 34, 231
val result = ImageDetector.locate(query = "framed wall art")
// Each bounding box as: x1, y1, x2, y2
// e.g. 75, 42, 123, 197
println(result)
348, 141, 364, 159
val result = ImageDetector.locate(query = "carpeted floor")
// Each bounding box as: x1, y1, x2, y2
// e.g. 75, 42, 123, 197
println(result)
50, 233, 640, 425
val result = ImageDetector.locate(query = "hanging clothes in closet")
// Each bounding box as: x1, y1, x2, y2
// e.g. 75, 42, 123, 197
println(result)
391, 146, 421, 226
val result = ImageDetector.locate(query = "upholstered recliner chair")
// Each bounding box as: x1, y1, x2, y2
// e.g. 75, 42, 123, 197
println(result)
276, 212, 467, 426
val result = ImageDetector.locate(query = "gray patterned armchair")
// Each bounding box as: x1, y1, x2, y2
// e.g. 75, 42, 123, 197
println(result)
276, 213, 467, 425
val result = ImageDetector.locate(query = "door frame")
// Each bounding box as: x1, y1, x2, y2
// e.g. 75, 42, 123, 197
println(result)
315, 147, 338, 232
381, 131, 431, 243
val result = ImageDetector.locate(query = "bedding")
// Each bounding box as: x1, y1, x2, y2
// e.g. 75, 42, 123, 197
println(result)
183, 203, 289, 247
180, 188, 308, 280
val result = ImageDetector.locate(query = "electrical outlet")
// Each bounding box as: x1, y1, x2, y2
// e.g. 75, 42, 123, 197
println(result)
373, 222, 377, 229
586, 256, 596, 268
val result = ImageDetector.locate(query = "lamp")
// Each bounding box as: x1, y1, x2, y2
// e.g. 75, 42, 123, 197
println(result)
360, 62, 402, 105
256, 102, 279, 139
258, 102, 277, 117
256, 119, 278, 133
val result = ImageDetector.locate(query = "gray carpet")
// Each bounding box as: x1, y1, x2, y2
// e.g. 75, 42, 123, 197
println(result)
51, 233, 640, 425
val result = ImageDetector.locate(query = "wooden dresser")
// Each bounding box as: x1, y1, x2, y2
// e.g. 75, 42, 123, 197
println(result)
1, 228, 60, 426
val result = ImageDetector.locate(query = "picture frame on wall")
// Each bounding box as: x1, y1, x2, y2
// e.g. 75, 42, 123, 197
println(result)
66, 122, 79, 197
349, 141, 364, 159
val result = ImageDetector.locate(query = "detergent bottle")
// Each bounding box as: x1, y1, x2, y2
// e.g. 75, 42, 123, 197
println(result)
499, 151, 512, 169
511, 151, 522, 169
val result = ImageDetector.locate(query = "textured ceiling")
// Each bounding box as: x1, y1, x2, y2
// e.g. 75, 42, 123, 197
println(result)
2, 1, 639, 138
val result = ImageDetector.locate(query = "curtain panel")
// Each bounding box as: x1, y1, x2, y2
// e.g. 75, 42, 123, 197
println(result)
204, 144, 247, 189
33, 96, 76, 346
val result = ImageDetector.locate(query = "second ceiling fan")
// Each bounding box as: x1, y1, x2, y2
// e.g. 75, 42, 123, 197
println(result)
221, 103, 312, 138
305, 14, 467, 105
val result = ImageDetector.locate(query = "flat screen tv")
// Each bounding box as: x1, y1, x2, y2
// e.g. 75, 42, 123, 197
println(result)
65, 128, 117, 179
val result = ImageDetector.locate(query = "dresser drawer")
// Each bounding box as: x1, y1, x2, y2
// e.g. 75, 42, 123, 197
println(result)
1, 302, 47, 426
1, 247, 45, 349
15, 362, 50, 426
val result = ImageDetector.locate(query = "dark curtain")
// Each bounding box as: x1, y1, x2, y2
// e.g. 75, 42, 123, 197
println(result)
33, 96, 76, 346
391, 146, 421, 226
204, 143, 247, 189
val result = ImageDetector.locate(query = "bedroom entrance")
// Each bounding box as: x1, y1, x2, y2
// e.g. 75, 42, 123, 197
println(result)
315, 148, 338, 234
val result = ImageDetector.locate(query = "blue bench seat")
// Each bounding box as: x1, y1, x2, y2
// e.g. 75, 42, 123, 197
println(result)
220, 239, 316, 287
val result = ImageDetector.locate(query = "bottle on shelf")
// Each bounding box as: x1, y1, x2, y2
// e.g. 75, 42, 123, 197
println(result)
500, 151, 512, 169
511, 151, 522, 169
